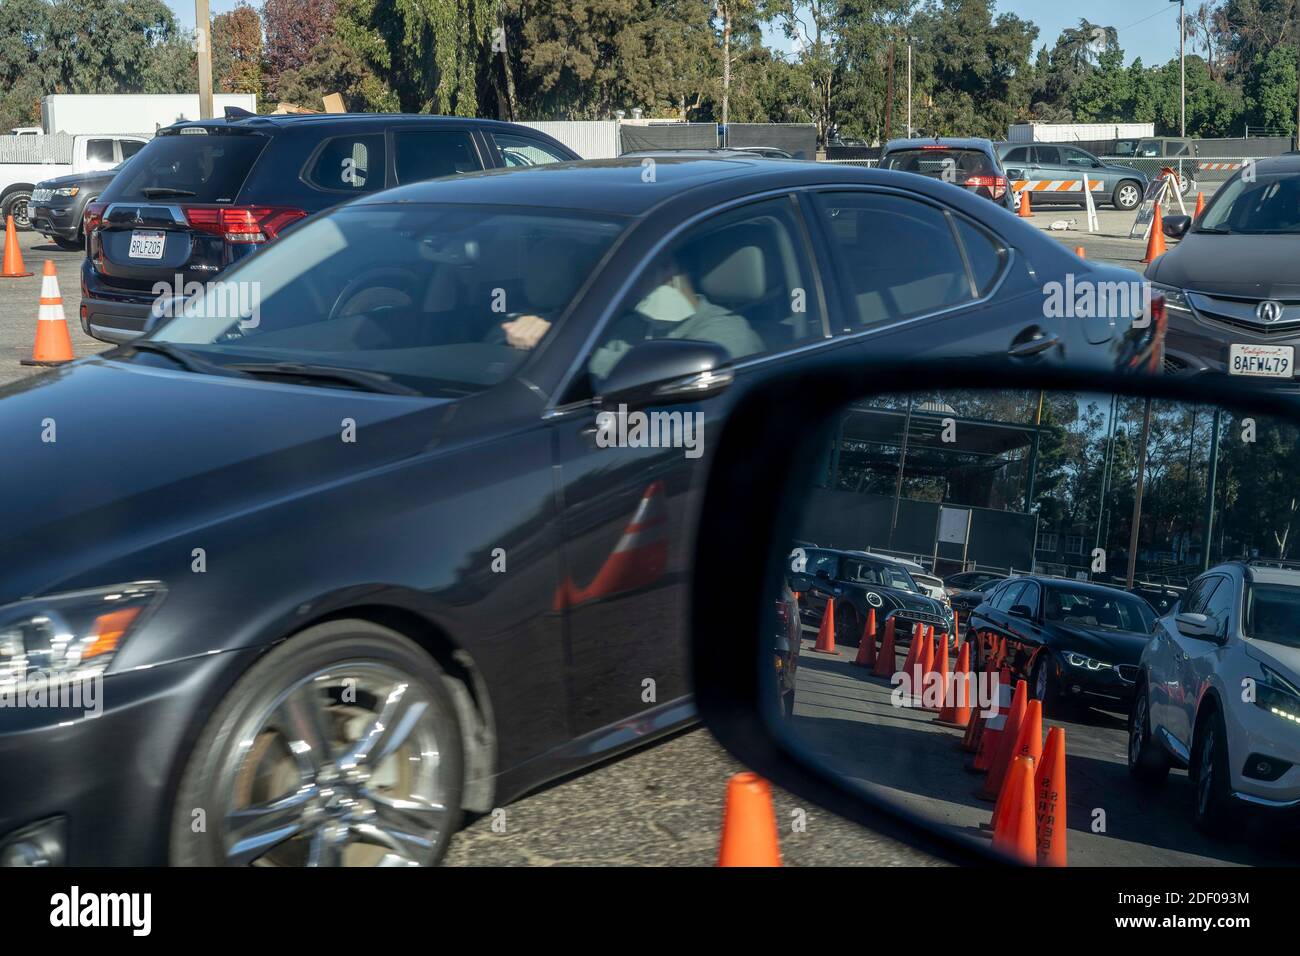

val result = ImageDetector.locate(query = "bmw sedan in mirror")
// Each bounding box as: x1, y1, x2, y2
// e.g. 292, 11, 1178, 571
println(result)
738, 382, 1300, 866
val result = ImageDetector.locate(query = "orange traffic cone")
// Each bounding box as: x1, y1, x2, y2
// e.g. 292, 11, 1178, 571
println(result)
925, 632, 948, 711
1074, 246, 1086, 258
966, 667, 1009, 763
1, 215, 32, 278
1194, 191, 1205, 219
1035, 726, 1067, 867
937, 641, 971, 727
991, 755, 1037, 865
872, 617, 897, 678
991, 699, 1043, 827
853, 607, 878, 668
900, 622, 922, 678
21, 260, 73, 366
916, 631, 934, 706
717, 772, 781, 867
980, 679, 1027, 799
1143, 202, 1167, 263
552, 480, 668, 609
813, 597, 836, 654
1017, 189, 1032, 218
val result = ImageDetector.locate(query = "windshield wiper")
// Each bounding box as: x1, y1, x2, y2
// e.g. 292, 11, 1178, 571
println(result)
225, 361, 421, 395
141, 187, 197, 198
130, 340, 249, 378
1195, 225, 1231, 234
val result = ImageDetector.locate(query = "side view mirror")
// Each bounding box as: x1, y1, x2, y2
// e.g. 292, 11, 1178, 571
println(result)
691, 356, 1299, 868
597, 339, 732, 407
1175, 611, 1217, 639
788, 571, 812, 593
1163, 214, 1192, 239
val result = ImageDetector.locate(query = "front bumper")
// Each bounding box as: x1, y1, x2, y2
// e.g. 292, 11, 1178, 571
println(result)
30, 203, 81, 242
1225, 699, 1300, 809
1053, 655, 1138, 709
1162, 302, 1300, 388
0, 646, 259, 865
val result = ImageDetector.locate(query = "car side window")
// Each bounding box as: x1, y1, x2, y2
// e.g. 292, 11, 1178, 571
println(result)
994, 581, 1025, 610
1201, 576, 1235, 638
87, 139, 115, 164
1034, 146, 1061, 164
492, 133, 570, 167
1003, 147, 1030, 164
1018, 581, 1040, 616
305, 133, 386, 192
951, 216, 1006, 297
118, 139, 145, 161
806, 552, 839, 579
584, 197, 825, 386
392, 130, 480, 184
1062, 148, 1093, 166
812, 191, 974, 332
1183, 577, 1216, 615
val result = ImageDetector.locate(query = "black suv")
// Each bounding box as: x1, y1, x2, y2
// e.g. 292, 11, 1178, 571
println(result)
80, 113, 579, 343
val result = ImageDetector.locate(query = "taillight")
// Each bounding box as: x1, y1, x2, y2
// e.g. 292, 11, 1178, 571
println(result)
184, 205, 307, 243
964, 175, 1007, 199
83, 201, 106, 234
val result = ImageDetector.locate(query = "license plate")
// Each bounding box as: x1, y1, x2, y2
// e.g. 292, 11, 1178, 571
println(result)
1229, 343, 1294, 378
128, 230, 166, 259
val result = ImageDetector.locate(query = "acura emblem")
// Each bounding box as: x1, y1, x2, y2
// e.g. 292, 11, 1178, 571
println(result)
1257, 300, 1284, 323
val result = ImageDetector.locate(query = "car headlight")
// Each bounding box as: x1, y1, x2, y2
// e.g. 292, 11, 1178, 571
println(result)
1148, 281, 1191, 316
1062, 651, 1111, 671
51, 186, 79, 198
1256, 665, 1300, 725
0, 583, 163, 692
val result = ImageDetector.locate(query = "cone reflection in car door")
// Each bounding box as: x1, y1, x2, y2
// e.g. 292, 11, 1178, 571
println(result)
553, 480, 669, 610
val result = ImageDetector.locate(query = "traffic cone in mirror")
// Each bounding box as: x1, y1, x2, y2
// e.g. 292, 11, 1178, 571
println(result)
1, 215, 32, 278
853, 607, 877, 668
813, 597, 836, 654
21, 260, 73, 366
872, 617, 897, 678
1035, 727, 1068, 867
925, 632, 948, 711
1143, 202, 1167, 263
1018, 189, 1032, 218
717, 773, 781, 867
991, 755, 1037, 865
1194, 191, 1205, 219
980, 679, 1027, 798
937, 641, 971, 727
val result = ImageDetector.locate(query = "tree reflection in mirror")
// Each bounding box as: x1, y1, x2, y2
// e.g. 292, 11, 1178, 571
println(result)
770, 388, 1300, 865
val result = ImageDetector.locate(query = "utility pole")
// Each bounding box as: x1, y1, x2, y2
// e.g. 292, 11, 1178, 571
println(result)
1172, 0, 1185, 136
1126, 398, 1154, 588
1200, 407, 1223, 572
888, 398, 913, 550
884, 40, 896, 144
906, 38, 913, 138
196, 0, 213, 119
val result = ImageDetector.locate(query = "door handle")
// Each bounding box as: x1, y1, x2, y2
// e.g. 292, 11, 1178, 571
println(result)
1007, 327, 1061, 358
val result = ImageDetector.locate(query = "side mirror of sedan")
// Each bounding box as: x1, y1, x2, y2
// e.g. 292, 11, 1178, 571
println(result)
1175, 611, 1216, 639
690, 354, 1300, 867
1008, 604, 1032, 619
1163, 214, 1192, 239
596, 339, 732, 407
788, 571, 812, 593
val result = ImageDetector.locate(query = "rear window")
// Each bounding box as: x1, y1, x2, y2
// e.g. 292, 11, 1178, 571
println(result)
882, 148, 994, 177
107, 131, 268, 203
305, 133, 386, 193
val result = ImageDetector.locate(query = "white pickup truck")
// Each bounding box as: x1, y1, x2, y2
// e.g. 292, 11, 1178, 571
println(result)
0, 133, 148, 230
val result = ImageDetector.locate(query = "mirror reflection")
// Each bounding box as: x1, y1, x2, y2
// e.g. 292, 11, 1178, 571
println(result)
772, 388, 1300, 865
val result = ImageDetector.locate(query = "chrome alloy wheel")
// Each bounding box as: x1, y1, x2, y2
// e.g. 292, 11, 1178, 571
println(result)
217, 661, 452, 866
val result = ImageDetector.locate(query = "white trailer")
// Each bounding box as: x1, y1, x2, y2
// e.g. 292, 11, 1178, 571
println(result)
41, 94, 259, 136
1007, 122, 1154, 143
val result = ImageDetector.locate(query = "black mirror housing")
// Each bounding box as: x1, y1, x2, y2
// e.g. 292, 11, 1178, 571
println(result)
597, 339, 731, 407
1163, 214, 1192, 239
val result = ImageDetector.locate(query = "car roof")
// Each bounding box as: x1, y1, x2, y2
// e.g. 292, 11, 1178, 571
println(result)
159, 112, 539, 134
1023, 576, 1140, 598
884, 137, 995, 152
346, 155, 889, 217
1245, 154, 1300, 175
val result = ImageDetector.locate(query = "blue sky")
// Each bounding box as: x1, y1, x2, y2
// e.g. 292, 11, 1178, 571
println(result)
166, 0, 1191, 68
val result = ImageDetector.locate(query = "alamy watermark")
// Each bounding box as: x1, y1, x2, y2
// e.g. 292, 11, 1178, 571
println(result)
150, 274, 261, 329
1043, 274, 1151, 327
0, 671, 103, 718
595, 404, 703, 459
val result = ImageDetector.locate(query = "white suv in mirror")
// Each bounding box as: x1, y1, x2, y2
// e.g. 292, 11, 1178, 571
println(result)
1129, 560, 1300, 834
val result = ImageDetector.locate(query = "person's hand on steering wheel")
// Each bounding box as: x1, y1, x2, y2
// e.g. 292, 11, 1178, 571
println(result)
501, 314, 551, 350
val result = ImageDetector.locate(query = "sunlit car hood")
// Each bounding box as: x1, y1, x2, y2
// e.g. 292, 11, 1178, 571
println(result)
1051, 621, 1150, 663
0, 357, 452, 600
1244, 639, 1300, 682
1150, 235, 1300, 299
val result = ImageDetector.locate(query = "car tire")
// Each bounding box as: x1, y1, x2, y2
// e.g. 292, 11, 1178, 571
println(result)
1030, 652, 1069, 717
170, 619, 464, 867
1127, 681, 1170, 785
836, 601, 861, 648
1112, 180, 1142, 211
3, 190, 33, 230
1191, 706, 1233, 836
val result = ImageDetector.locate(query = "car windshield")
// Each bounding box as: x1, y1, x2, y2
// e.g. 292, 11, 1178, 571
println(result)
1244, 583, 1300, 649
881, 147, 994, 177
151, 203, 626, 394
1043, 585, 1155, 633
841, 559, 918, 592
1198, 175, 1300, 235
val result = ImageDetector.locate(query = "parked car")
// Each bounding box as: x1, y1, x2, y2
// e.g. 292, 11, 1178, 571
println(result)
943, 569, 1006, 593
1149, 155, 1300, 385
791, 547, 953, 645
967, 575, 1156, 714
880, 137, 1015, 212
0, 155, 1162, 865
0, 132, 146, 230
79, 113, 580, 344
29, 166, 120, 249
882, 554, 951, 607
995, 142, 1148, 211
949, 577, 1004, 631
1130, 560, 1300, 834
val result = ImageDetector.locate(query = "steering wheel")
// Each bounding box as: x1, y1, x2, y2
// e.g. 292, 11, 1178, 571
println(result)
327, 267, 423, 324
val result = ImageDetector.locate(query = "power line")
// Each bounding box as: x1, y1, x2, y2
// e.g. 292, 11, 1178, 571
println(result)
1117, 5, 1177, 33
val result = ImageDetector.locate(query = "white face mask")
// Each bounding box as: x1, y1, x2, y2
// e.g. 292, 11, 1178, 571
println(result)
634, 283, 695, 323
